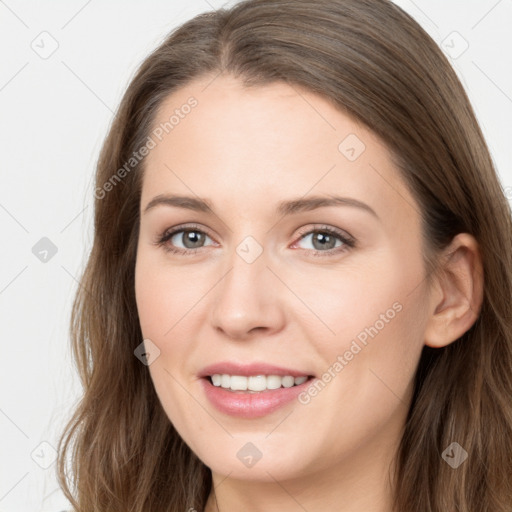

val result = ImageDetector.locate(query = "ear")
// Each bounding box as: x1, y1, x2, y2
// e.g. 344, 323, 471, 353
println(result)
424, 233, 484, 348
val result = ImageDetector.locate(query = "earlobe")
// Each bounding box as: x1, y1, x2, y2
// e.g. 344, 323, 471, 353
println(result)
424, 233, 484, 349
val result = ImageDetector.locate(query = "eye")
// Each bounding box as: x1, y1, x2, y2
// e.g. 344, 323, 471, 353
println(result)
154, 223, 355, 257
154, 224, 215, 255
292, 225, 355, 257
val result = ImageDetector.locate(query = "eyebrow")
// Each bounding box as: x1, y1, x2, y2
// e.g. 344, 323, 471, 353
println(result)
143, 193, 379, 219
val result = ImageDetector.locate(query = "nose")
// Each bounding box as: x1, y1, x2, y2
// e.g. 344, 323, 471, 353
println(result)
209, 242, 286, 340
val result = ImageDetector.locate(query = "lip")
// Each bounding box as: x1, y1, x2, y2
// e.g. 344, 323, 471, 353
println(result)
200, 375, 315, 418
198, 361, 313, 379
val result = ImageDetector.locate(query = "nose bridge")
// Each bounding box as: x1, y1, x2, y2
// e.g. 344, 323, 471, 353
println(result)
210, 234, 284, 338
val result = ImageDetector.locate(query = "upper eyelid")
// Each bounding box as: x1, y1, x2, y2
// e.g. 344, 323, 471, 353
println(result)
163, 223, 216, 241
161, 223, 354, 246
295, 224, 353, 241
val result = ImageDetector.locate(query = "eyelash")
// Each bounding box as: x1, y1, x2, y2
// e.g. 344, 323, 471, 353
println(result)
154, 223, 356, 258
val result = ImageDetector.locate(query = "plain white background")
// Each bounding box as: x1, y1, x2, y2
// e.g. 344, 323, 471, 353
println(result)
0, 1, 511, 511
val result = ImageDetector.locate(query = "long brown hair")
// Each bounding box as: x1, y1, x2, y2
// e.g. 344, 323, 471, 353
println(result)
56, 0, 512, 510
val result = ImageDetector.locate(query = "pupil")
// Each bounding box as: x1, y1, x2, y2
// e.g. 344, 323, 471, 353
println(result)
313, 232, 335, 250
184, 231, 204, 248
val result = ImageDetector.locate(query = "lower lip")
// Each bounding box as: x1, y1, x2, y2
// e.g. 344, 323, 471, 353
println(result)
200, 377, 314, 418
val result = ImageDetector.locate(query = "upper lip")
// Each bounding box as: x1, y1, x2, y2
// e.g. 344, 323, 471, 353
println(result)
198, 361, 314, 378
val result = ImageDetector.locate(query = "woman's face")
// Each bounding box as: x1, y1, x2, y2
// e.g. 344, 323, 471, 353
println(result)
135, 74, 432, 484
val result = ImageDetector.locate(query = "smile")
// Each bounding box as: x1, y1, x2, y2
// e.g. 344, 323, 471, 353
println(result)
209, 374, 309, 392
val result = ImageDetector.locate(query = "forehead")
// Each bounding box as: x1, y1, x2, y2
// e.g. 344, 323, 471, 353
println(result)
141, 74, 417, 224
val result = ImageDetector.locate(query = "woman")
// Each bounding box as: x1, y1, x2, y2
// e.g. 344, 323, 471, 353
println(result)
56, 0, 512, 510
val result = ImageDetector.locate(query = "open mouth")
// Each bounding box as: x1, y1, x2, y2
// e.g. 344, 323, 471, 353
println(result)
205, 374, 315, 393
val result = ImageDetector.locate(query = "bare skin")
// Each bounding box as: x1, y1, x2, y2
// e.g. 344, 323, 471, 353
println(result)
134, 74, 483, 512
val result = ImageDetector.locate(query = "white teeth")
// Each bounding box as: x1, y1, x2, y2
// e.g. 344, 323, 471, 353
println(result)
248, 375, 266, 391
230, 375, 248, 390
221, 374, 230, 388
210, 374, 310, 391
282, 376, 295, 388
267, 375, 282, 389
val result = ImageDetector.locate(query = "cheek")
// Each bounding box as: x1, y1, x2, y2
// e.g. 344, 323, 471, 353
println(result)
290, 254, 409, 346
292, 282, 426, 457
135, 256, 204, 438
135, 264, 165, 339
304, 249, 427, 390
135, 254, 201, 338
